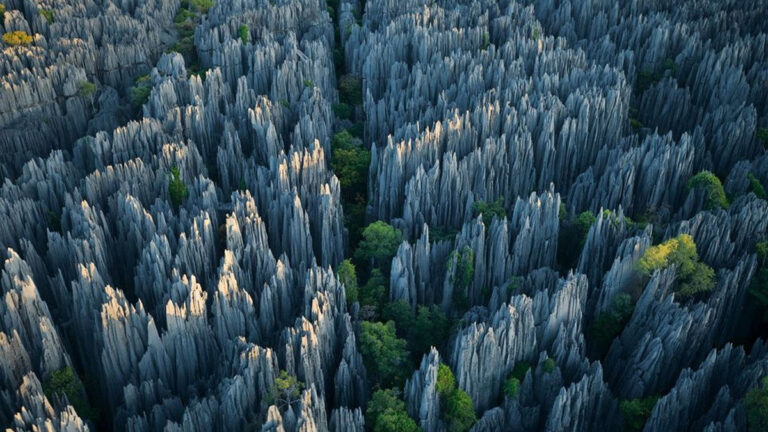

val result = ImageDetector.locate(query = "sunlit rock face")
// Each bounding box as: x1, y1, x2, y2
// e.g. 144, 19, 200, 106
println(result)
1, 0, 768, 430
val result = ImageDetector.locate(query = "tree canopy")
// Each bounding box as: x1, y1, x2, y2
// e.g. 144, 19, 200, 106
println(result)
168, 166, 189, 209
620, 396, 659, 432
637, 234, 715, 299
2, 31, 34, 46
746, 376, 768, 432
687, 171, 729, 210
43, 367, 96, 421
366, 389, 421, 432
359, 321, 410, 388
355, 221, 402, 270
337, 259, 359, 306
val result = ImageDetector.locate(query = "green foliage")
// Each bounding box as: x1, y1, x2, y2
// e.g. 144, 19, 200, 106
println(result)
746, 376, 768, 432
635, 59, 676, 93
688, 171, 729, 210
332, 102, 352, 119
511, 361, 532, 381
471, 198, 506, 225
366, 390, 421, 432
168, 166, 189, 209
409, 305, 450, 355
557, 211, 596, 270
48, 210, 62, 233
637, 234, 715, 299
182, 0, 214, 13
620, 396, 659, 432
749, 242, 768, 321
449, 247, 474, 310
39, 9, 54, 23
747, 173, 767, 199
331, 130, 370, 201
130, 75, 152, 108
339, 75, 363, 105
304, 79, 315, 88
355, 221, 402, 270
757, 127, 768, 149
588, 293, 634, 357
43, 367, 96, 420
237, 25, 250, 43
542, 357, 555, 373
77, 81, 96, 98
436, 364, 456, 397
0, 5, 6, 19
481, 32, 489, 50
2, 30, 34, 46
442, 388, 477, 432
338, 259, 359, 306
267, 370, 304, 410
503, 377, 520, 398
360, 268, 388, 311
360, 321, 410, 388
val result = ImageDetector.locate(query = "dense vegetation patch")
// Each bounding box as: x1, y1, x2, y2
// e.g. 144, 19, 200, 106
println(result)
43, 367, 97, 421
688, 171, 729, 210
620, 396, 659, 432
168, 166, 189, 209
2, 31, 34, 46
637, 234, 715, 299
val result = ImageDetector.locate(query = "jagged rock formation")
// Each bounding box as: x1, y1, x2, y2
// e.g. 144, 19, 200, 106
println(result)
1, 0, 767, 430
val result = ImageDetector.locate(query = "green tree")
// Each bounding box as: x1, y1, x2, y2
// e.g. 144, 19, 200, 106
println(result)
360, 268, 388, 311
331, 130, 370, 201
43, 367, 96, 420
130, 75, 152, 108
449, 247, 474, 310
749, 241, 768, 321
339, 75, 363, 105
471, 198, 506, 225
237, 25, 250, 43
436, 364, 455, 397
542, 357, 556, 373
355, 221, 402, 271
747, 173, 767, 199
503, 376, 520, 398
267, 370, 304, 410
442, 388, 476, 432
557, 211, 596, 270
757, 127, 768, 149
360, 321, 410, 388
77, 81, 96, 98
338, 259, 359, 306
588, 293, 635, 357
2, 31, 34, 46
332, 102, 352, 119
366, 389, 421, 432
409, 305, 450, 355
382, 300, 413, 336
168, 166, 189, 209
620, 396, 659, 432
637, 234, 715, 299
745, 376, 768, 432
688, 171, 729, 210
39, 8, 54, 23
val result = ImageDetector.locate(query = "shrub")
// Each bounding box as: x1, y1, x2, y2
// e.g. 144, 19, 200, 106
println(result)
267, 370, 304, 410
0, 5, 6, 18
168, 166, 189, 209
620, 396, 659, 432
237, 25, 250, 43
39, 8, 54, 23
2, 30, 34, 46
339, 75, 363, 105
503, 376, 520, 398
442, 388, 476, 432
43, 367, 96, 420
557, 211, 596, 270
749, 242, 768, 321
637, 234, 715, 299
360, 321, 410, 388
77, 81, 96, 98
748, 173, 767, 199
542, 357, 555, 373
354, 221, 402, 271
337, 259, 358, 306
360, 268, 388, 311
184, 0, 214, 13
437, 364, 456, 397
745, 376, 768, 432
366, 389, 420, 432
332, 102, 352, 119
303, 79, 315, 88
331, 130, 370, 202
409, 305, 450, 355
688, 171, 729, 210
511, 361, 532, 381
471, 197, 506, 225
588, 293, 634, 357
449, 247, 474, 310
130, 75, 152, 108
757, 127, 768, 149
